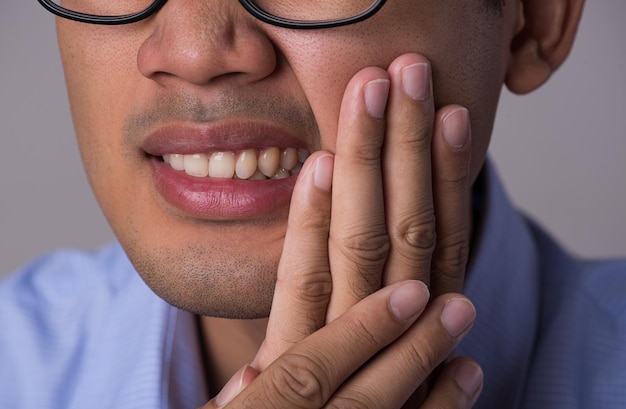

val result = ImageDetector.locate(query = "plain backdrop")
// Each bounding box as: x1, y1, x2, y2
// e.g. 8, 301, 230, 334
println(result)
1, 1, 625, 277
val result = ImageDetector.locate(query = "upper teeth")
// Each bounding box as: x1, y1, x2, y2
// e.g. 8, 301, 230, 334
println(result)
163, 147, 309, 180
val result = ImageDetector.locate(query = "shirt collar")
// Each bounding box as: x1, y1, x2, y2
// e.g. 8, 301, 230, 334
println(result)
459, 160, 542, 408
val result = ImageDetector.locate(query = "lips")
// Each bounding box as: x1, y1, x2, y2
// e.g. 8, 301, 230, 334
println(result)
142, 121, 311, 220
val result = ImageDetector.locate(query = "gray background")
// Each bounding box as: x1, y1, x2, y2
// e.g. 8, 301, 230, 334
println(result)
1, 1, 625, 276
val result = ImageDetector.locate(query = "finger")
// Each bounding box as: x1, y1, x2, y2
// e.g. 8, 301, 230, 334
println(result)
326, 68, 391, 321
430, 106, 472, 296
420, 357, 483, 409
327, 294, 476, 409
230, 280, 430, 409
198, 365, 260, 409
252, 152, 335, 370
382, 53, 436, 286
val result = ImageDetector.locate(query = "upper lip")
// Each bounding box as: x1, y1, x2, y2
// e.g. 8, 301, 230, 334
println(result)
142, 119, 311, 156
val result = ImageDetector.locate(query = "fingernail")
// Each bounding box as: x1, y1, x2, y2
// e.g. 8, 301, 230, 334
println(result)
402, 63, 430, 101
442, 107, 470, 149
440, 298, 475, 338
389, 280, 430, 322
364, 79, 390, 119
215, 365, 253, 407
313, 154, 334, 192
454, 361, 483, 397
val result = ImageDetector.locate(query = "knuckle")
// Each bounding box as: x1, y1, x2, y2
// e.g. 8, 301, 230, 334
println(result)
437, 167, 470, 198
267, 353, 331, 408
282, 271, 333, 305
395, 122, 433, 153
390, 211, 437, 259
331, 229, 390, 298
350, 138, 384, 165
332, 228, 390, 272
292, 205, 331, 231
410, 119, 434, 145
440, 167, 469, 186
435, 238, 470, 274
403, 337, 445, 378
342, 316, 379, 350
431, 237, 470, 291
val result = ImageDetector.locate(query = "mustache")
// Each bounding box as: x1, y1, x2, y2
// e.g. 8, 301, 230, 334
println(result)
123, 90, 320, 144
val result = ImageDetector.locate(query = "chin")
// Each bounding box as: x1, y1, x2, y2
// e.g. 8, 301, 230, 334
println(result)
122, 238, 280, 318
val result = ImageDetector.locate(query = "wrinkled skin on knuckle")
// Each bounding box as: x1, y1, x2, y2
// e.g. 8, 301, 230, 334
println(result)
440, 170, 469, 187
336, 227, 390, 264
390, 212, 437, 262
266, 352, 333, 408
438, 238, 470, 272
401, 119, 433, 149
291, 205, 332, 231
281, 270, 333, 306
339, 316, 380, 351
349, 137, 384, 166
331, 228, 390, 282
431, 238, 470, 291
402, 336, 448, 380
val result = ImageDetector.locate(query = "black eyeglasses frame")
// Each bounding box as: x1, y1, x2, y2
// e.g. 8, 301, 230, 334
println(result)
36, 0, 387, 29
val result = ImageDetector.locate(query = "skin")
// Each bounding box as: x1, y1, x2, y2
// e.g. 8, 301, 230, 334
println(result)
58, 0, 514, 317
55, 0, 584, 406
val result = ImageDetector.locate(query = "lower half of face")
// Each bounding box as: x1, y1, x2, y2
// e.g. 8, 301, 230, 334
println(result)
80, 119, 291, 318
119, 209, 287, 318
58, 0, 515, 318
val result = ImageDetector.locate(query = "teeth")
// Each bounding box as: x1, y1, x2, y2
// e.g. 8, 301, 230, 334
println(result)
184, 154, 209, 177
272, 168, 291, 180
163, 147, 309, 181
290, 162, 303, 175
249, 169, 268, 180
168, 154, 185, 171
208, 152, 235, 179
280, 147, 299, 171
258, 147, 280, 177
298, 149, 310, 164
235, 149, 257, 179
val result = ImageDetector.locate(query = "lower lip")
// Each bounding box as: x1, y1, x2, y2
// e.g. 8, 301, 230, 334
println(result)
151, 159, 296, 220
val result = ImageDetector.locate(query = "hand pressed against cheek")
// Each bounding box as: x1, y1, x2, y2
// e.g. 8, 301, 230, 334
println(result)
271, 0, 510, 182
252, 50, 472, 389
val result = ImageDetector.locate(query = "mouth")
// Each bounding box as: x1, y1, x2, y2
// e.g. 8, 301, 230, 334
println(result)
142, 121, 314, 221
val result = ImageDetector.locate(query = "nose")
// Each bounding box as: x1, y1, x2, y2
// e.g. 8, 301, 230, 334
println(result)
137, 0, 277, 87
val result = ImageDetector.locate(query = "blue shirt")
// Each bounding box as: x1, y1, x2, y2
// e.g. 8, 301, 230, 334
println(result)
1, 162, 625, 408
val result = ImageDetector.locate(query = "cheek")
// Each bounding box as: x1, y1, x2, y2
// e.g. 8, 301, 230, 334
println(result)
273, 3, 509, 180
57, 21, 146, 205
58, 21, 140, 156
272, 18, 425, 153
424, 17, 510, 181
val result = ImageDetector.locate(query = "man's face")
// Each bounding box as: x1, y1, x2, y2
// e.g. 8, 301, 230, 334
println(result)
57, 0, 519, 318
